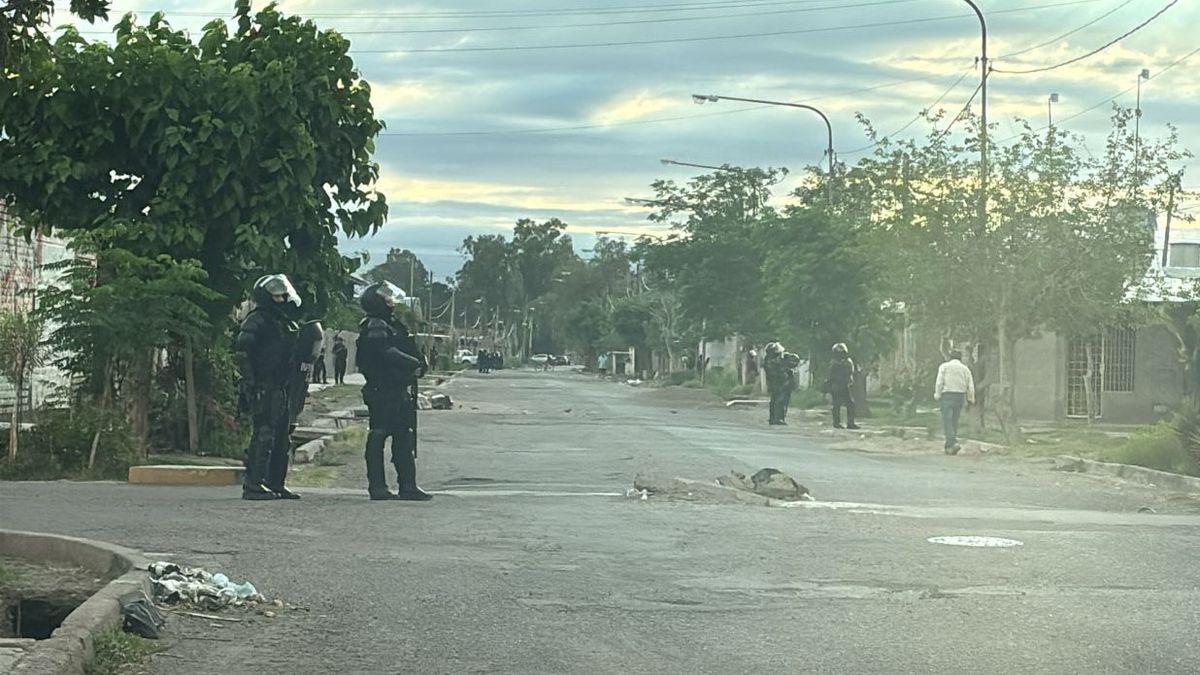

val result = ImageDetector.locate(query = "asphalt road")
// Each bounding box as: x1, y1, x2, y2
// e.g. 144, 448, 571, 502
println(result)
4, 369, 1200, 674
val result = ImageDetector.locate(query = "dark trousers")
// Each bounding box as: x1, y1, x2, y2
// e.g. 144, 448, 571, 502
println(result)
363, 384, 417, 494
312, 360, 327, 384
768, 388, 791, 424
831, 387, 855, 427
334, 359, 347, 385
245, 387, 292, 489
940, 392, 966, 449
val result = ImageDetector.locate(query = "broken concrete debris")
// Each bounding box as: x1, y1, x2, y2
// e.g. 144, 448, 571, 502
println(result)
634, 468, 813, 506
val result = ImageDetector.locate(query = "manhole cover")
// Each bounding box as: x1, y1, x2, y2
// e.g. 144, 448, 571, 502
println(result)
927, 535, 1024, 548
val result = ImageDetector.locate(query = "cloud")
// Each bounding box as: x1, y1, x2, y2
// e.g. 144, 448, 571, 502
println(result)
588, 91, 677, 124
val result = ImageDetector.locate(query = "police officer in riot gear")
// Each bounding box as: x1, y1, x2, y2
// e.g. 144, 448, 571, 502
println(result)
826, 342, 860, 430
356, 282, 432, 501
763, 341, 799, 426
235, 274, 302, 500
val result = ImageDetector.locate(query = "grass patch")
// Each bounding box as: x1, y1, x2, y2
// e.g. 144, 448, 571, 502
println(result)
285, 466, 339, 487
1099, 423, 1200, 476
85, 629, 156, 675
0, 560, 15, 588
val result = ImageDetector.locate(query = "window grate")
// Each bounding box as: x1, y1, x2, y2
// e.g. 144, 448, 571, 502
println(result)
1067, 335, 1102, 418
1103, 326, 1136, 392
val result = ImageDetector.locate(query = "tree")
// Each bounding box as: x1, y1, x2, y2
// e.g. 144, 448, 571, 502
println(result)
0, 3, 386, 320
457, 234, 518, 339
0, 0, 108, 67
637, 167, 787, 340
0, 309, 45, 459
843, 109, 1179, 441
37, 249, 220, 460
1, 1, 388, 452
365, 249, 429, 296
759, 205, 890, 398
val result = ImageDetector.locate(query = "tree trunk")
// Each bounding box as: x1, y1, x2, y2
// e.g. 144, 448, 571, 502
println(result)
125, 349, 154, 457
7, 368, 20, 460
88, 359, 114, 470
1083, 341, 1097, 425
184, 345, 200, 454
995, 314, 1023, 445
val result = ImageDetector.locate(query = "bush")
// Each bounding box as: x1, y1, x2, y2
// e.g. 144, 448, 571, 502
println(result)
790, 387, 827, 410
0, 405, 141, 480
666, 371, 693, 386
703, 367, 740, 400
1103, 422, 1200, 477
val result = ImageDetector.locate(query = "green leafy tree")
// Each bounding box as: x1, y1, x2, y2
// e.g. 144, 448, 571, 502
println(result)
37, 249, 220, 460
0, 310, 45, 460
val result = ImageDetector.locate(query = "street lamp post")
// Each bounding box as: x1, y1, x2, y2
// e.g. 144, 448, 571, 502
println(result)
960, 0, 988, 229
1135, 68, 1150, 184
1047, 93, 1059, 128
691, 93, 834, 200
659, 158, 736, 172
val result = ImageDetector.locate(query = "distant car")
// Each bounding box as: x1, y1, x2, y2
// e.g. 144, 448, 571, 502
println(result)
551, 355, 569, 366
455, 349, 478, 365
531, 354, 550, 365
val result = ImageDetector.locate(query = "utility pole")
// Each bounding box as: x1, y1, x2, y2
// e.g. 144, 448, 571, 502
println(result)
961, 0, 988, 230
1135, 68, 1151, 188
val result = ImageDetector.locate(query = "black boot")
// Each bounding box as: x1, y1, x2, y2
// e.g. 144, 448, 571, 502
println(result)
268, 485, 301, 500
242, 482, 277, 501
394, 451, 433, 502
365, 429, 391, 498
369, 490, 402, 501
846, 402, 860, 430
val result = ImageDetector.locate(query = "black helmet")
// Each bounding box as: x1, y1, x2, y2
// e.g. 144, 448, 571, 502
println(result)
251, 274, 301, 313
360, 281, 406, 316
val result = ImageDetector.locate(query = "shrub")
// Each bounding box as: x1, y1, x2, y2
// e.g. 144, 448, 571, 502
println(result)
1104, 422, 1200, 477
790, 387, 827, 410
703, 367, 740, 400
0, 405, 141, 480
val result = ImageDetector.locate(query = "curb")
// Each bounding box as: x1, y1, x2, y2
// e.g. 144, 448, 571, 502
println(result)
0, 530, 150, 675
1051, 455, 1200, 493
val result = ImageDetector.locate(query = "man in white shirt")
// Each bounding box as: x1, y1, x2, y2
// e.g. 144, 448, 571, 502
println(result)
934, 349, 976, 455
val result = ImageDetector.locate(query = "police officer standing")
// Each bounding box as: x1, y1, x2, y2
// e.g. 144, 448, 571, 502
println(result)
763, 342, 788, 425
235, 274, 303, 501
826, 342, 860, 430
356, 282, 433, 501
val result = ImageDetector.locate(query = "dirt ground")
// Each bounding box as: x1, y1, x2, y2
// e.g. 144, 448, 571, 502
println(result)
0, 556, 105, 639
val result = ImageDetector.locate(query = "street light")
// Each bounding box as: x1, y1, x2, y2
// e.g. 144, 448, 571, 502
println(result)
1135, 68, 1151, 183
1047, 93, 1059, 128
691, 93, 834, 195
659, 158, 737, 172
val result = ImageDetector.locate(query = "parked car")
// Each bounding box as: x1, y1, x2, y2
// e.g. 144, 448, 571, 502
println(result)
531, 353, 550, 365
455, 349, 478, 365
551, 354, 569, 366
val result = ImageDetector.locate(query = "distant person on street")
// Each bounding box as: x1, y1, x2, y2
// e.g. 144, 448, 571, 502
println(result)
826, 343, 859, 430
935, 349, 976, 455
332, 336, 349, 385
478, 349, 488, 373
312, 347, 327, 384
763, 342, 791, 426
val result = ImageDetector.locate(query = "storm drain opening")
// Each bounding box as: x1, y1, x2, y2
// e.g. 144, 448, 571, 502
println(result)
5, 595, 85, 639
927, 536, 1024, 548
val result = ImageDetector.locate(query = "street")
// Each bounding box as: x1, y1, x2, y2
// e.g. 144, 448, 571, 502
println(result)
4, 369, 1200, 674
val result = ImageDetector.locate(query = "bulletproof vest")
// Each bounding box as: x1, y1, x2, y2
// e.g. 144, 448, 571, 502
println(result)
357, 315, 419, 387
241, 308, 297, 386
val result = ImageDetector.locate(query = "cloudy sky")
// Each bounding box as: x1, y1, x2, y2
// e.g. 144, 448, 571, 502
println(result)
68, 0, 1200, 280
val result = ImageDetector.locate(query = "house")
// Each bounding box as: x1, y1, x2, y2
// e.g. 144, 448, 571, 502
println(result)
879, 223, 1196, 426
0, 202, 73, 415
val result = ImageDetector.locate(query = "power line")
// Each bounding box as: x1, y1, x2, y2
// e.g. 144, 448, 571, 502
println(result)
997, 0, 1135, 59
72, 0, 925, 36
350, 0, 1103, 55
242, 0, 927, 35
378, 71, 973, 137
92, 0, 917, 20
841, 66, 973, 155
992, 0, 1178, 74
997, 44, 1200, 142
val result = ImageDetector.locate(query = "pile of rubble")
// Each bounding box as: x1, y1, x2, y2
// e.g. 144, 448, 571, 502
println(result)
632, 468, 813, 506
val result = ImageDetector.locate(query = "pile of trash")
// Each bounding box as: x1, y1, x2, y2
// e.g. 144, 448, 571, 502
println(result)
416, 392, 454, 410
718, 468, 814, 502
149, 561, 267, 610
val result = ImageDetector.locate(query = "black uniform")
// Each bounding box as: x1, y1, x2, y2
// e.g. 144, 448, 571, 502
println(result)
312, 348, 327, 384
764, 349, 797, 425
333, 339, 349, 385
827, 347, 858, 429
356, 283, 432, 501
235, 276, 300, 500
